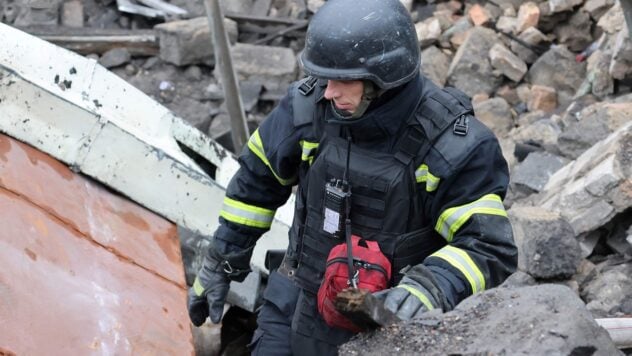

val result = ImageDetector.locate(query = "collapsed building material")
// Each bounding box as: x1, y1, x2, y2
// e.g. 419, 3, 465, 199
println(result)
339, 284, 621, 355
0, 23, 292, 313
0, 133, 194, 354
16, 26, 159, 56
154, 16, 238, 66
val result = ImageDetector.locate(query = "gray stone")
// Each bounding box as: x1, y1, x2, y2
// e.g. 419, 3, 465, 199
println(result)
548, 0, 584, 13
416, 17, 442, 47
447, 27, 503, 96
473, 97, 514, 137
239, 80, 263, 112
583, 0, 614, 21
340, 285, 620, 356
500, 270, 537, 288
509, 206, 582, 279
582, 49, 614, 99
173, 97, 214, 133
155, 17, 238, 66
609, 28, 632, 80
597, 2, 624, 34
581, 262, 632, 317
511, 118, 562, 155
98, 48, 131, 68
224, 43, 297, 92
439, 17, 472, 49
512, 151, 568, 193
489, 43, 527, 82
527, 46, 586, 108
553, 10, 593, 52
515, 2, 540, 34
511, 27, 549, 64
538, 123, 632, 238
12, 0, 62, 26
558, 102, 632, 159
420, 46, 450, 87
495, 15, 517, 34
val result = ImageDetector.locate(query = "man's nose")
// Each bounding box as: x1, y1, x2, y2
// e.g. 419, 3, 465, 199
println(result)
324, 80, 341, 99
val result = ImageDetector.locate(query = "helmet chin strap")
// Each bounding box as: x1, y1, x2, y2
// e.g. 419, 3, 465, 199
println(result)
331, 81, 381, 120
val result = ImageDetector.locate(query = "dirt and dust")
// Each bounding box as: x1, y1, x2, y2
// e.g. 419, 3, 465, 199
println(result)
340, 284, 622, 355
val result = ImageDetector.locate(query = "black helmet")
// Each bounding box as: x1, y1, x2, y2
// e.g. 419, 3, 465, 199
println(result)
299, 0, 420, 90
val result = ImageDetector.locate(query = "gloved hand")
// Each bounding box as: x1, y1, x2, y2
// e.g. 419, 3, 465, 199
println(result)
187, 255, 231, 326
374, 265, 443, 321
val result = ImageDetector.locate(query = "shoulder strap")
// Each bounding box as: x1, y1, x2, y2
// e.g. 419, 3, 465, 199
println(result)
396, 86, 474, 165
292, 76, 323, 127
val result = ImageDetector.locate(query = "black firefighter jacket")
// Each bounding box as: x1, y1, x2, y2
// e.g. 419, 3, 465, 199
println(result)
209, 74, 518, 310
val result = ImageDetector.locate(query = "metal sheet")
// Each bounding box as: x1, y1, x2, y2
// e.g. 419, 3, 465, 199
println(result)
0, 23, 292, 255
0, 133, 194, 354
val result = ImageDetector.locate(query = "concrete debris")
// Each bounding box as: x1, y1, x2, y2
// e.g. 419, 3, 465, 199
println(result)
489, 42, 528, 82
473, 97, 514, 137
509, 206, 582, 279
447, 26, 502, 96
98, 47, 131, 68
155, 16, 238, 66
511, 151, 569, 194
527, 45, 587, 107
340, 284, 621, 355
420, 45, 450, 87
581, 261, 632, 317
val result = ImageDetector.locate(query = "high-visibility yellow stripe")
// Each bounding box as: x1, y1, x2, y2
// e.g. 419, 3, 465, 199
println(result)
193, 277, 205, 296
247, 129, 295, 186
220, 197, 275, 229
415, 164, 440, 192
435, 194, 507, 242
431, 245, 486, 294
299, 140, 319, 165
397, 285, 435, 310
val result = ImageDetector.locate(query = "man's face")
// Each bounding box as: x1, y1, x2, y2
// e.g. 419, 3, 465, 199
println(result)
323, 80, 364, 114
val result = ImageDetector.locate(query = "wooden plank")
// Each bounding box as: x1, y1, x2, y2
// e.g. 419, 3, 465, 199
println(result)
16, 26, 158, 55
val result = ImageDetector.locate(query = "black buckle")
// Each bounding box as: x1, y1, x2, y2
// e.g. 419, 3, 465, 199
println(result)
298, 76, 318, 96
453, 115, 469, 136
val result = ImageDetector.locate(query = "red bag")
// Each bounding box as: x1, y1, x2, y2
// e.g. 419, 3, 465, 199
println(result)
317, 235, 392, 332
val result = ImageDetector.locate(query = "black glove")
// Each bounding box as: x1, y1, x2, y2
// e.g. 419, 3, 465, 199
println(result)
187, 255, 231, 326
374, 265, 445, 321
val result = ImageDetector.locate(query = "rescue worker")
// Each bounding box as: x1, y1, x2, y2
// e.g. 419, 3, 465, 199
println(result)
188, 0, 518, 354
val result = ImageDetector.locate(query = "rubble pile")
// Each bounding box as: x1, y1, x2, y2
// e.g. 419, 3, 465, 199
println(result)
2, 0, 632, 353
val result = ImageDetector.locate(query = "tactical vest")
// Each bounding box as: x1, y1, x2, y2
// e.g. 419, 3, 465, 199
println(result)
286, 76, 473, 294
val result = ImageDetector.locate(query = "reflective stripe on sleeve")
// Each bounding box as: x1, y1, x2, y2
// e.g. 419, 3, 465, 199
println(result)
299, 140, 319, 165
435, 193, 508, 242
193, 277, 205, 296
220, 197, 275, 229
415, 164, 440, 192
431, 245, 486, 294
247, 129, 295, 186
396, 285, 435, 310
